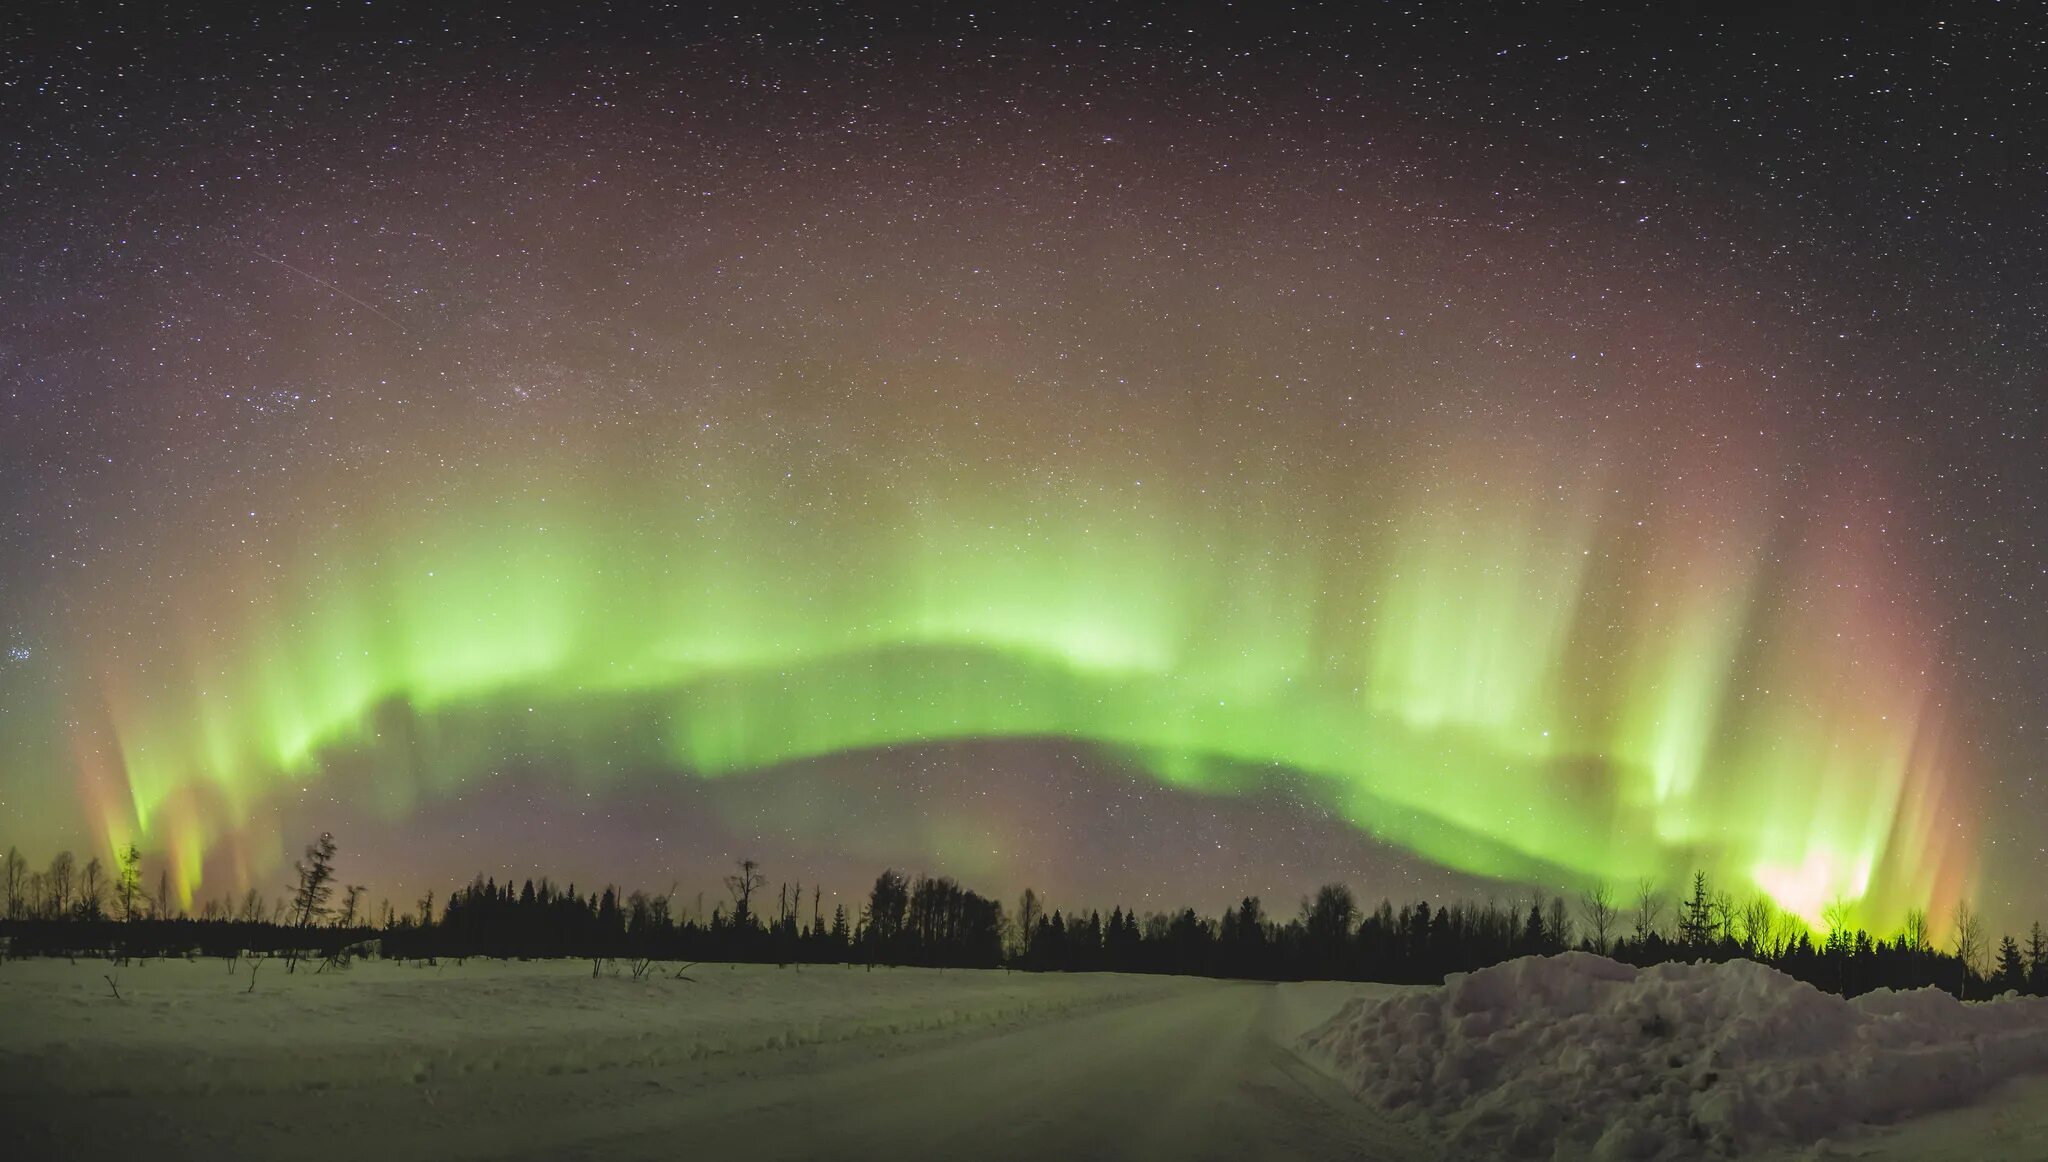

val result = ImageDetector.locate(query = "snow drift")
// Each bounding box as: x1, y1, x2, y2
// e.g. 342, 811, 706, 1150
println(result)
1299, 952, 2048, 1161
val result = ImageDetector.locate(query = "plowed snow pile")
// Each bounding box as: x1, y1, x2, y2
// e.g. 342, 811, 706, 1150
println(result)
1299, 952, 2048, 1161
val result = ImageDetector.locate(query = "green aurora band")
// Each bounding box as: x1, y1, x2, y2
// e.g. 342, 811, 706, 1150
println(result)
77, 404, 1975, 930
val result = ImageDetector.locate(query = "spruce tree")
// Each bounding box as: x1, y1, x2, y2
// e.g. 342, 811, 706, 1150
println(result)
2026, 921, 2047, 996
1681, 871, 1713, 947
115, 844, 142, 920
1994, 935, 2027, 995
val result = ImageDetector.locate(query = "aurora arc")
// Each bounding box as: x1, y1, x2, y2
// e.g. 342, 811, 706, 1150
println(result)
83, 400, 1974, 930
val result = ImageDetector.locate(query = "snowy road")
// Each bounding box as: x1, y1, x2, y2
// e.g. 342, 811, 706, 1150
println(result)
2, 959, 1430, 1161
475, 980, 1431, 1161
495, 980, 1433, 1162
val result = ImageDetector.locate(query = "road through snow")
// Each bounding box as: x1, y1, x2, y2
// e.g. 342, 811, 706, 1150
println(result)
2, 959, 1429, 1161
507, 980, 1431, 1162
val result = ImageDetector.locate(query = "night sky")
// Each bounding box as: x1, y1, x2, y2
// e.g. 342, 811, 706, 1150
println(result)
2, 5, 2042, 934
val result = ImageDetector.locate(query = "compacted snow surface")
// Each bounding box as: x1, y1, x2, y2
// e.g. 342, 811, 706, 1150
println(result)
0, 955, 1423, 1161
1298, 952, 2048, 1161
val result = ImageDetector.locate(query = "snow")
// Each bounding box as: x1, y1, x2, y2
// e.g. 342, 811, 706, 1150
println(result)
0, 955, 1425, 1160
1299, 951, 2048, 1161
3, 954, 1178, 1097
1765, 1073, 2048, 1161
11, 951, 2047, 1159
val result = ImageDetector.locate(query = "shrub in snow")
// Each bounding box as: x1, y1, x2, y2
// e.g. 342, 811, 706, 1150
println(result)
1299, 951, 2048, 1161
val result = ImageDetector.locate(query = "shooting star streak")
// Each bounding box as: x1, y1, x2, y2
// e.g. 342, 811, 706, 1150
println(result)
254, 251, 409, 333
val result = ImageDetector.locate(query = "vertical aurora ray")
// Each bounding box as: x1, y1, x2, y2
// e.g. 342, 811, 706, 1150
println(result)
1606, 451, 1771, 845
68, 407, 1976, 929
1725, 490, 1973, 930
1364, 437, 1604, 748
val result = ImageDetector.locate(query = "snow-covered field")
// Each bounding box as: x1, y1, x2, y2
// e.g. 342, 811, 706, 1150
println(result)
5, 953, 2046, 1160
0, 954, 1423, 1160
1301, 952, 2048, 1161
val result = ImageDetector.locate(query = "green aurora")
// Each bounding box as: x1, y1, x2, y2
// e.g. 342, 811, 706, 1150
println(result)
80, 408, 1974, 929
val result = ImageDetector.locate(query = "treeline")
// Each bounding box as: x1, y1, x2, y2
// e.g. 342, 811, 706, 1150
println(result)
1010, 876, 2048, 999
5, 837, 2047, 1001
396, 861, 1002, 968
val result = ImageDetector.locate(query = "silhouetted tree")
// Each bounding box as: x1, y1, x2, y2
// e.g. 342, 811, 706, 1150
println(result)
1633, 877, 1664, 942
1545, 896, 1572, 952
1994, 935, 2027, 994
725, 858, 766, 931
1016, 887, 1042, 958
115, 844, 142, 921
1580, 882, 1617, 954
1900, 906, 1930, 955
2, 846, 25, 919
1302, 883, 1357, 975
338, 884, 366, 929
1522, 900, 1546, 953
2028, 921, 2047, 996
285, 832, 338, 972
1822, 898, 1855, 955
1710, 889, 1737, 943
1952, 899, 1985, 998
1219, 896, 1267, 976
46, 851, 74, 918
1742, 894, 1781, 955
76, 857, 106, 921
1680, 871, 1713, 947
864, 869, 909, 962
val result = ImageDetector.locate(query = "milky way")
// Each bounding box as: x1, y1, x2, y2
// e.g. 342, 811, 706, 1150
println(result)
3, 11, 2041, 929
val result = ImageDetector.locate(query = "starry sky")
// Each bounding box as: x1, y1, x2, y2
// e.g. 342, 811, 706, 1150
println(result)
2, 5, 2043, 933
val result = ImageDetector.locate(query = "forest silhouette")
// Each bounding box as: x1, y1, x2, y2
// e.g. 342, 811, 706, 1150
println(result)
4, 836, 2044, 1001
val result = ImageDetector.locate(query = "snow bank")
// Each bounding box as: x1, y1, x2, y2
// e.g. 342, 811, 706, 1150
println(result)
1299, 952, 2048, 1161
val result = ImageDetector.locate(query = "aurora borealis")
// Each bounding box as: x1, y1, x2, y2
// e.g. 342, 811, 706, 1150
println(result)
3, 8, 2042, 933
82, 409, 1974, 928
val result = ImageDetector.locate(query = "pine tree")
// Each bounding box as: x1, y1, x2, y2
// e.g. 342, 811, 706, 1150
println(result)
1994, 935, 2027, 995
115, 844, 142, 920
1681, 871, 1714, 947
1522, 901, 1545, 952
2026, 921, 2046, 996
